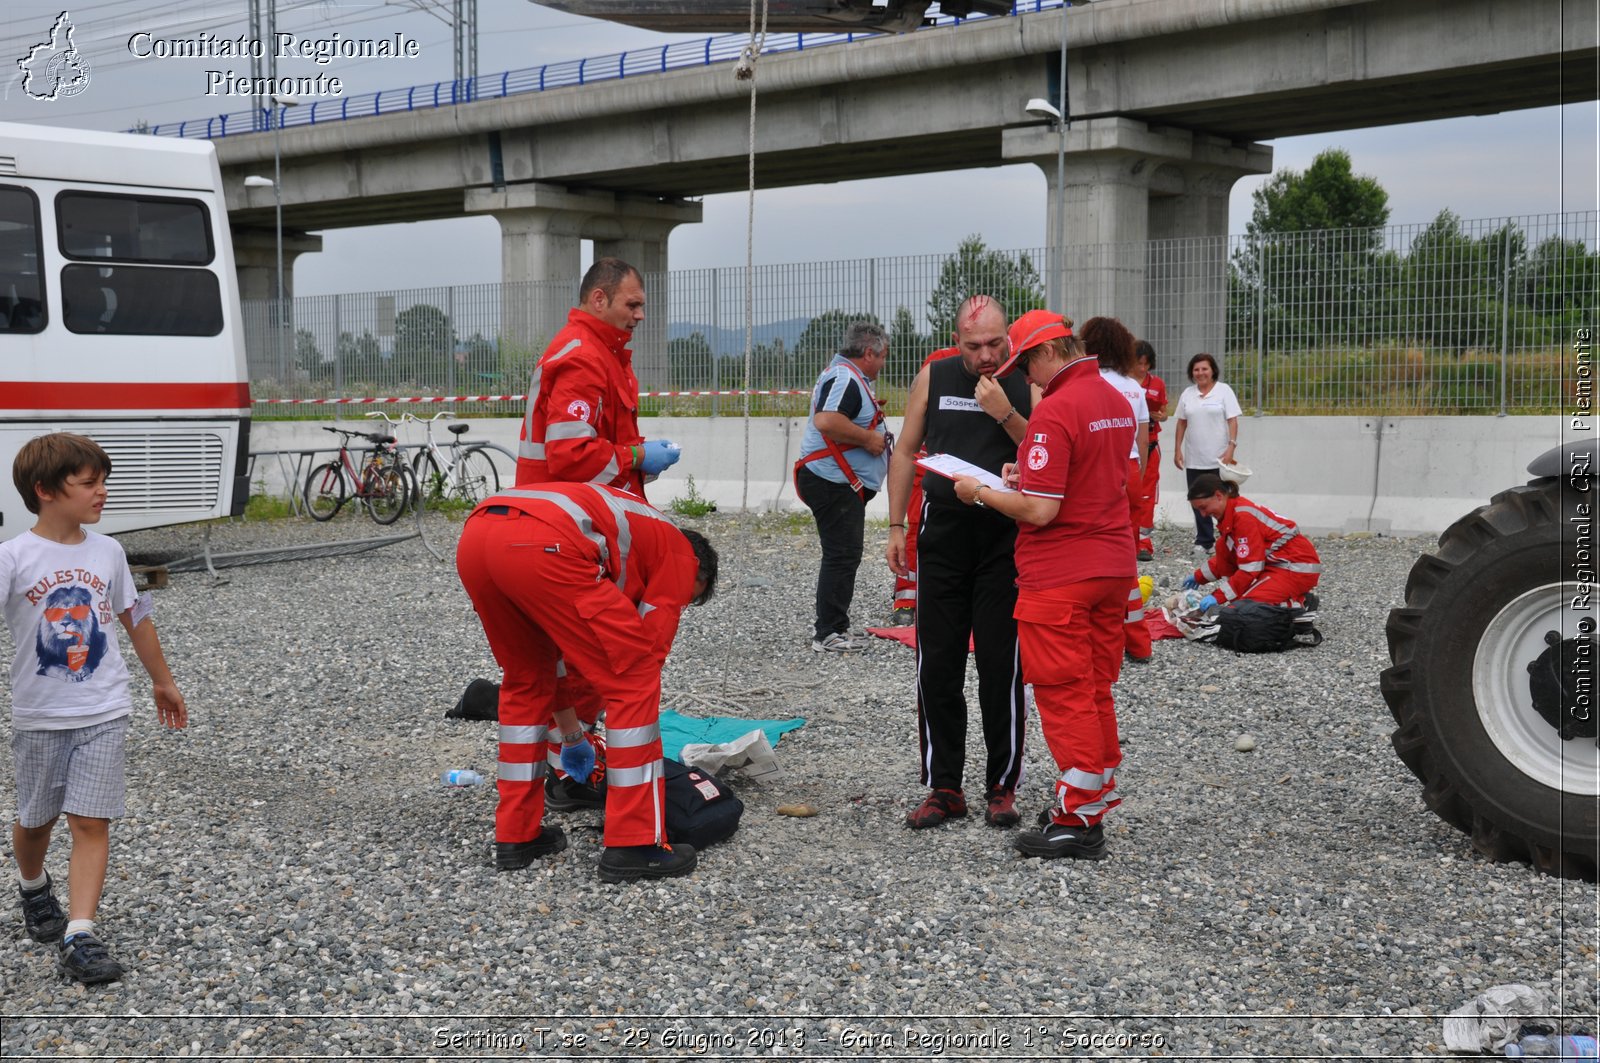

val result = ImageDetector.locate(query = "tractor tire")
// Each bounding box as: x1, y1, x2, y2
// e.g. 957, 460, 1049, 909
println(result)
1381, 478, 1598, 879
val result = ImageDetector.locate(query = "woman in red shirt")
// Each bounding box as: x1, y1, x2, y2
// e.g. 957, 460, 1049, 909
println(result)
951, 310, 1136, 862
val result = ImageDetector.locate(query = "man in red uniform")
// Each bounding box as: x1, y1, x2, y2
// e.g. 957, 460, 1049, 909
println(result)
1131, 341, 1168, 561
516, 257, 682, 494
456, 483, 718, 883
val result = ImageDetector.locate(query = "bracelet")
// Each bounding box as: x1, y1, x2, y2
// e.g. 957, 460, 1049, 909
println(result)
889, 523, 906, 529
997, 408, 1016, 426
561, 731, 586, 746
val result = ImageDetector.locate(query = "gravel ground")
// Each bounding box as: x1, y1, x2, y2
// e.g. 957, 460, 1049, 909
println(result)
0, 509, 1595, 1060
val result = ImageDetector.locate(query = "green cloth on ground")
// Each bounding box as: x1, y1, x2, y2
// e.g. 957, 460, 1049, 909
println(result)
658, 709, 806, 761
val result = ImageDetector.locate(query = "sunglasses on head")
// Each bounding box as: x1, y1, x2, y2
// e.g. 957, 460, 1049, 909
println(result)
44, 604, 91, 622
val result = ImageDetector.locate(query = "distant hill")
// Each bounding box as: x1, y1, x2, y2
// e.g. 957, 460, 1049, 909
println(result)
668, 317, 811, 353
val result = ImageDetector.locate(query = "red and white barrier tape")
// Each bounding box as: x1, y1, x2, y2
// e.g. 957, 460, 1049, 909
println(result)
260, 390, 808, 404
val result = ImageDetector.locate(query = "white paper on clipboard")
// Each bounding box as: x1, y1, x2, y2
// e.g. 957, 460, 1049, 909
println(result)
915, 453, 1015, 493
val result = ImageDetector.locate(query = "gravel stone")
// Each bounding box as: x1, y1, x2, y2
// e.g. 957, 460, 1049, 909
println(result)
0, 511, 1593, 1058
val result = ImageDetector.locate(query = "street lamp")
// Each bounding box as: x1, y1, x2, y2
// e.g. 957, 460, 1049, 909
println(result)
246, 92, 299, 383
1026, 96, 1066, 313
1025, 1, 1070, 312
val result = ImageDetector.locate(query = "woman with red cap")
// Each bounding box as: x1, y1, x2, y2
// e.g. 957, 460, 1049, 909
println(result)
950, 310, 1136, 861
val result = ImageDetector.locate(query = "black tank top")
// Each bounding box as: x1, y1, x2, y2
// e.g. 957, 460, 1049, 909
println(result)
922, 354, 1033, 508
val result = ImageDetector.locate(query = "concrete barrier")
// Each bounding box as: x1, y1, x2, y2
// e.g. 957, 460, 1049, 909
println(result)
249, 413, 1572, 537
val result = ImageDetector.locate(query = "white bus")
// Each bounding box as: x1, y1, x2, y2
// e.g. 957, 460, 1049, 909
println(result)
0, 121, 251, 541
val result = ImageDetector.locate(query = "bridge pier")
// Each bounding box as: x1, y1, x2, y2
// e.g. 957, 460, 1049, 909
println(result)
231, 226, 324, 386
1003, 117, 1270, 364
466, 185, 702, 388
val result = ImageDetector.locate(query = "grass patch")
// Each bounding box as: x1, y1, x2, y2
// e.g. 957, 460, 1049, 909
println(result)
667, 475, 718, 518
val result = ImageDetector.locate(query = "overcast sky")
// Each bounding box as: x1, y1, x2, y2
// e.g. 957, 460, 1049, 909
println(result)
3, 0, 1595, 298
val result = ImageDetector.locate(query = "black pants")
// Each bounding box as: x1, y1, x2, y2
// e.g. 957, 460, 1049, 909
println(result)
797, 466, 875, 641
1185, 465, 1218, 548
913, 502, 1027, 793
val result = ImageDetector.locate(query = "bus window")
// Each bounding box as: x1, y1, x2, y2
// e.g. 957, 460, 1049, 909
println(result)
60, 264, 222, 336
0, 186, 45, 334
56, 192, 213, 265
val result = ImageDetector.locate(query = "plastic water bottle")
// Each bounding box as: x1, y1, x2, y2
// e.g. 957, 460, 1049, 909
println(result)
1504, 1032, 1599, 1058
440, 769, 485, 788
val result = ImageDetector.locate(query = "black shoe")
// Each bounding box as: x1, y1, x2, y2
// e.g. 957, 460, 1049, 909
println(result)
545, 775, 605, 812
597, 843, 698, 883
1124, 651, 1152, 665
56, 932, 124, 984
19, 874, 67, 943
495, 826, 568, 870
1136, 548, 1153, 562
1014, 821, 1107, 861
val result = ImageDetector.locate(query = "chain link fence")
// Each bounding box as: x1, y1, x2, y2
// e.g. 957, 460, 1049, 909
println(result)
246, 210, 1595, 419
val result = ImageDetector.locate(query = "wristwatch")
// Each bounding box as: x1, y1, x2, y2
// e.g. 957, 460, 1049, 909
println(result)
972, 486, 986, 508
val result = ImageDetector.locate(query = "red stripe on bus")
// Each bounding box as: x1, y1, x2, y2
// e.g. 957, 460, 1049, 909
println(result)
0, 383, 252, 410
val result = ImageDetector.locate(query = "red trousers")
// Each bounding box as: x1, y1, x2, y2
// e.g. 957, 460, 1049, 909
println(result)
1132, 443, 1159, 553
1235, 569, 1319, 608
1123, 577, 1152, 659
1015, 576, 1127, 827
457, 510, 666, 848
892, 475, 926, 612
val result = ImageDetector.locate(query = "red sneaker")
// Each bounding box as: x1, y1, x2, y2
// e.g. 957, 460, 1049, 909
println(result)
905, 788, 968, 829
984, 787, 1020, 828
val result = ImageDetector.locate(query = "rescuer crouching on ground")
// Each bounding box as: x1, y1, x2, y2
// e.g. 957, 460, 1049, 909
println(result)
455, 483, 717, 883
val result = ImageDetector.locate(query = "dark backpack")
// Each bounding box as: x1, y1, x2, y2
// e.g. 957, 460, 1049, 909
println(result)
1211, 601, 1323, 653
663, 758, 743, 849
446, 678, 500, 721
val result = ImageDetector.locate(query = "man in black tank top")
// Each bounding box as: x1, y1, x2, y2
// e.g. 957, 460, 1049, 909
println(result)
886, 296, 1034, 831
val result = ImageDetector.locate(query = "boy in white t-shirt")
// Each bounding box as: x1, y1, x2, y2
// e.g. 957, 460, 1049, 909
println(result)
3, 433, 187, 984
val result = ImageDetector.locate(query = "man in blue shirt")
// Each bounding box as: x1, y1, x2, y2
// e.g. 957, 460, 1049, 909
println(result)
792, 321, 890, 652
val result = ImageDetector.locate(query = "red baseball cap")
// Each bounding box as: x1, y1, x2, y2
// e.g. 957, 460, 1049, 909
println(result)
999, 310, 1072, 377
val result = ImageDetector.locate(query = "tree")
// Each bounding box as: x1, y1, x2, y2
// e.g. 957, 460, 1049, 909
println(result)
886, 305, 932, 390
793, 309, 881, 383
294, 328, 322, 376
1404, 210, 1525, 355
668, 331, 714, 390
336, 329, 384, 384
458, 331, 499, 384
393, 303, 453, 385
1236, 149, 1392, 348
925, 235, 1045, 341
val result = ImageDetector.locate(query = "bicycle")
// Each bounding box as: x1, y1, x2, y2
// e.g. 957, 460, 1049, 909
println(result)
404, 410, 500, 508
303, 427, 417, 525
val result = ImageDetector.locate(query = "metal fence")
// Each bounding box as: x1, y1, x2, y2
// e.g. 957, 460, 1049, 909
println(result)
247, 210, 1596, 419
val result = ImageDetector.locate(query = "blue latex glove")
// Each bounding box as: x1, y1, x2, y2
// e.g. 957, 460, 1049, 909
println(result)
639, 439, 682, 476
1181, 574, 1199, 590
559, 736, 595, 783
1198, 594, 1219, 612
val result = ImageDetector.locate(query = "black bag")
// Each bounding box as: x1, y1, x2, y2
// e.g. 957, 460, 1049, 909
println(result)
663, 758, 743, 849
446, 678, 500, 721
1211, 601, 1323, 653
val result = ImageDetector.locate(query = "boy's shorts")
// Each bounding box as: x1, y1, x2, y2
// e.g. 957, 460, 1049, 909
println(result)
11, 716, 130, 827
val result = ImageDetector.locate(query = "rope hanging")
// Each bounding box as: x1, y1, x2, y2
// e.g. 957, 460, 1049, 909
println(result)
738, 0, 768, 512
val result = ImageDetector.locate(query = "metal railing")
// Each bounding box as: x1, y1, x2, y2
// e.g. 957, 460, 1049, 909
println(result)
244, 210, 1596, 419
133, 2, 1067, 140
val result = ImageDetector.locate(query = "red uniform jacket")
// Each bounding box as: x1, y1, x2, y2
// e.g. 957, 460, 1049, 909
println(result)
516, 310, 646, 495
1141, 373, 1167, 442
1194, 495, 1323, 602
480, 484, 699, 666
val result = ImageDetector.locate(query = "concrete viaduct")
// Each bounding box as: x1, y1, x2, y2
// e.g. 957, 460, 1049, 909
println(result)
217, 0, 1597, 371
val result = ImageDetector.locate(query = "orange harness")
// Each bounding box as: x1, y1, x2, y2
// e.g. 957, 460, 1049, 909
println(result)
793, 358, 891, 500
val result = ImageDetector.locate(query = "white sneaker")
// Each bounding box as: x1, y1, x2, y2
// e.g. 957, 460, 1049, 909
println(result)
1192, 544, 1210, 557
811, 632, 860, 653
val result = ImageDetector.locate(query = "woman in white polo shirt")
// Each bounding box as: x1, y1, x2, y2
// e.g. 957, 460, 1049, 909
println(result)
1172, 352, 1241, 556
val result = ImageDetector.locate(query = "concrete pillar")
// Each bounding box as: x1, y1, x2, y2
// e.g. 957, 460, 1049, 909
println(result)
466, 185, 701, 388
1002, 117, 1270, 358
230, 226, 322, 385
